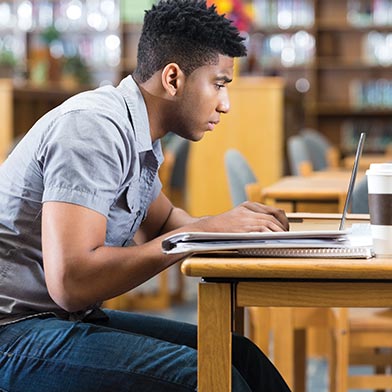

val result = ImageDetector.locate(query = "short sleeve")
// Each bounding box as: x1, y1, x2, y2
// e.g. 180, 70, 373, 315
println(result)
39, 110, 131, 217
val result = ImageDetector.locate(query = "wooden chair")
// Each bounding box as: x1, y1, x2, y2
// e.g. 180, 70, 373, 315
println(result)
287, 134, 314, 176
224, 148, 258, 206
298, 160, 314, 176
248, 307, 336, 392
290, 144, 338, 177
300, 128, 340, 171
326, 145, 341, 170
245, 182, 264, 203
334, 308, 392, 392
248, 306, 392, 392
287, 130, 341, 177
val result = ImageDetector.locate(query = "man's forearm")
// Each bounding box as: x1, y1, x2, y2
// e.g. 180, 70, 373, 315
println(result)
160, 206, 204, 233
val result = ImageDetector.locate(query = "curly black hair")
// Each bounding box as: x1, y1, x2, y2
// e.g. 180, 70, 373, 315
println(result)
133, 0, 247, 83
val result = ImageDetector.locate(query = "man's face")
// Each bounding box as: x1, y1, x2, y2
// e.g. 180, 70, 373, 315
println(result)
172, 55, 234, 141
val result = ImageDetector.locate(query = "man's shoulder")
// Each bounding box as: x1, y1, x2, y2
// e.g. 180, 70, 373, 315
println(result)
62, 84, 126, 115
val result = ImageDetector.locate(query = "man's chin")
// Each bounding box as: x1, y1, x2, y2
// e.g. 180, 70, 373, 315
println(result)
193, 129, 210, 142
176, 129, 208, 142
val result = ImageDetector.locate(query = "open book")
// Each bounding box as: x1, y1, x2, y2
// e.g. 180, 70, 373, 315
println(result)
162, 225, 374, 259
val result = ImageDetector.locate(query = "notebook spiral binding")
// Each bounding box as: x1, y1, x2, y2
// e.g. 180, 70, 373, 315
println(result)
238, 247, 374, 259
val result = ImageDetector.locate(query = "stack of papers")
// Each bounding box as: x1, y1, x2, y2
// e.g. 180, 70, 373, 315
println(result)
162, 225, 374, 259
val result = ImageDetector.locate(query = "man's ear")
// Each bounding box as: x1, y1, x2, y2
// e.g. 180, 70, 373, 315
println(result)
161, 63, 185, 97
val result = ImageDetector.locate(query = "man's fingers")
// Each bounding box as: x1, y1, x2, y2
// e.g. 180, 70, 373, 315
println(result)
240, 201, 289, 231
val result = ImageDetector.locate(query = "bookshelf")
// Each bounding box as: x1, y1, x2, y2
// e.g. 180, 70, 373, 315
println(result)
0, 0, 154, 85
0, 0, 121, 87
2, 1, 392, 155
315, 0, 392, 154
240, 0, 392, 154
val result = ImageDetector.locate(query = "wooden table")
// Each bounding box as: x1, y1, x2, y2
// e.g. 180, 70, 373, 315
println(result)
180, 214, 388, 392
261, 171, 365, 213
181, 256, 392, 392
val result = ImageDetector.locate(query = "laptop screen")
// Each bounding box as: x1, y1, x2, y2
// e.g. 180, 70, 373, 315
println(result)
339, 132, 366, 231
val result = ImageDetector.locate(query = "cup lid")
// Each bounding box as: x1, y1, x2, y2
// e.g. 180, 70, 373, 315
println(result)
366, 163, 392, 176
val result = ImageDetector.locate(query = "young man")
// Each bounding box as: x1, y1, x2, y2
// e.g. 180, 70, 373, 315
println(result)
0, 1, 290, 391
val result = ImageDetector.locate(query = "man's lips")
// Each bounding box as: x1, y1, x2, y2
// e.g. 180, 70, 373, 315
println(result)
207, 121, 219, 131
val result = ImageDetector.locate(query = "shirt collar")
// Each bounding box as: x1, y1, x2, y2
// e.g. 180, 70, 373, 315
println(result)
117, 75, 163, 164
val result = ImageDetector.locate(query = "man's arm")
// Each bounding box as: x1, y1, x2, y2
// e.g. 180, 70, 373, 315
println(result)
42, 192, 288, 313
42, 200, 183, 313
135, 192, 198, 243
137, 191, 289, 241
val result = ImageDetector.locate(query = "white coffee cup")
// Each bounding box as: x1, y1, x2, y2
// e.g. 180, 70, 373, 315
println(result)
366, 163, 392, 257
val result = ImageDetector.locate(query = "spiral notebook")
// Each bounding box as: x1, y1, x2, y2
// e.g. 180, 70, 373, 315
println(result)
162, 133, 374, 258
161, 225, 373, 258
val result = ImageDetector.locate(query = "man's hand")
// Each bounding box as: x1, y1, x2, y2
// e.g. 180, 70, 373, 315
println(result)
188, 201, 289, 233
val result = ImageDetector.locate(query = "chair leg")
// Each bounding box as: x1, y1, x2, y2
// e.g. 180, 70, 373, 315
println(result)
375, 348, 386, 392
335, 308, 349, 392
294, 329, 306, 392
272, 308, 295, 390
247, 307, 271, 355
329, 326, 337, 392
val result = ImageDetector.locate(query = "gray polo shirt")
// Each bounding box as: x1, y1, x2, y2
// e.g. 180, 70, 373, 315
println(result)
0, 76, 163, 325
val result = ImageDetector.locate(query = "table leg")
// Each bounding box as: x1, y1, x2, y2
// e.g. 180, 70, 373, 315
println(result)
198, 281, 232, 392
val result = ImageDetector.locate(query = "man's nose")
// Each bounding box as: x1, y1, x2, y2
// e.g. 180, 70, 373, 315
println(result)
217, 93, 230, 114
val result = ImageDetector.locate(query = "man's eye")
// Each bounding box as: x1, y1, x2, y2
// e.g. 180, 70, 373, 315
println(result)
215, 84, 225, 89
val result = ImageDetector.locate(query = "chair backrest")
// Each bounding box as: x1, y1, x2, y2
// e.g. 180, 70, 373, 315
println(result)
164, 135, 190, 190
350, 176, 369, 213
159, 150, 176, 196
224, 149, 258, 206
300, 128, 337, 171
161, 134, 190, 209
287, 135, 313, 176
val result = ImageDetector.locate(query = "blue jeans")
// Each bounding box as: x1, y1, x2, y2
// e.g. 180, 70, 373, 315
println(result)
0, 309, 290, 391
